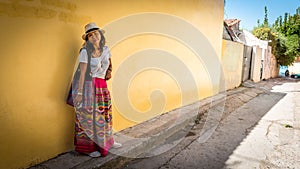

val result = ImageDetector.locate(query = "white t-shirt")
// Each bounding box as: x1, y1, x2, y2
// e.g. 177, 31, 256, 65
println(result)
78, 46, 112, 79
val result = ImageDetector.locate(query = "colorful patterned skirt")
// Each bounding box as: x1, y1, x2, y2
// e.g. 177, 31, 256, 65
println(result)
74, 78, 114, 156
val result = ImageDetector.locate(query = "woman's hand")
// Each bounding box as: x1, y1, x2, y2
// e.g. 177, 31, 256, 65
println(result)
105, 70, 112, 80
105, 58, 112, 81
74, 94, 83, 107
75, 62, 87, 107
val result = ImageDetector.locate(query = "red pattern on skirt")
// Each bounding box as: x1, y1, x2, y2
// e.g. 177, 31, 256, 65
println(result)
74, 78, 114, 156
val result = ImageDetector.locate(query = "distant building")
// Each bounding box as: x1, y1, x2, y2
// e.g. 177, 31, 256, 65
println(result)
287, 57, 300, 75
222, 18, 278, 82
223, 19, 242, 43
224, 19, 241, 34
239, 30, 268, 48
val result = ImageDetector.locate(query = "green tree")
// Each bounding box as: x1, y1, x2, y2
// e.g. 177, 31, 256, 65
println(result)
279, 16, 282, 27
271, 32, 295, 66
264, 6, 269, 27
283, 12, 288, 32
252, 27, 271, 40
252, 6, 300, 66
286, 34, 300, 57
286, 13, 300, 36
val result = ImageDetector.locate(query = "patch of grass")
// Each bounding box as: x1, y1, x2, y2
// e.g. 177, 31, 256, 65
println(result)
195, 111, 206, 124
284, 124, 293, 128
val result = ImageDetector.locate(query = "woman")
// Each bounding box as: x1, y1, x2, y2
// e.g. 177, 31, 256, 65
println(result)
73, 22, 121, 158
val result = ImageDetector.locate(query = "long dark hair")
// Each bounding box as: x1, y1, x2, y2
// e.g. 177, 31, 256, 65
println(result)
83, 29, 106, 80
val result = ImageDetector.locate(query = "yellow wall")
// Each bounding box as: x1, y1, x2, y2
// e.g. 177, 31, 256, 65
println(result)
221, 40, 244, 90
0, 0, 224, 168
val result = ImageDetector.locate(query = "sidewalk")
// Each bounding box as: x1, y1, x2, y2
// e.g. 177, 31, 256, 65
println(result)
29, 77, 299, 169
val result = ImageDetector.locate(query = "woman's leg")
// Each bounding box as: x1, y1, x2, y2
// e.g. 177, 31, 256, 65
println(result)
74, 112, 98, 153
93, 78, 114, 156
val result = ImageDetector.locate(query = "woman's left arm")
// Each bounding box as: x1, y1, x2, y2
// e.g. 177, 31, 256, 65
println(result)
105, 58, 112, 80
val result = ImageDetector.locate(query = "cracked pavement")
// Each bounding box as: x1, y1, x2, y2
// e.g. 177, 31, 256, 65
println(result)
102, 78, 300, 169
226, 80, 300, 169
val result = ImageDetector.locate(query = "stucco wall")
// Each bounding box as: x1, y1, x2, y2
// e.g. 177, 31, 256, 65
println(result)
262, 46, 279, 79
262, 49, 270, 79
221, 40, 244, 90
251, 46, 263, 82
271, 56, 280, 78
0, 0, 224, 168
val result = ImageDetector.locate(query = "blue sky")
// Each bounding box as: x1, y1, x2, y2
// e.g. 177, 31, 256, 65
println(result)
224, 0, 300, 31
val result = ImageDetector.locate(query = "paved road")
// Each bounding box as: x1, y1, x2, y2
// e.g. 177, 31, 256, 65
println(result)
108, 79, 300, 169
226, 81, 300, 169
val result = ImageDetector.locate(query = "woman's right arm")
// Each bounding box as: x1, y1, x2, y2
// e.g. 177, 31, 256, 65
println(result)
74, 62, 87, 105
78, 62, 87, 92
